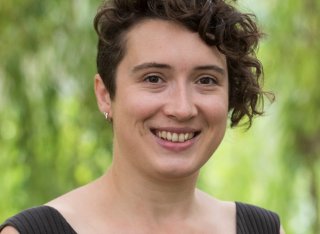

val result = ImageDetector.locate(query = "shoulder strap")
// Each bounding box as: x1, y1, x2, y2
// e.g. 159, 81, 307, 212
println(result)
0, 206, 77, 234
236, 202, 280, 234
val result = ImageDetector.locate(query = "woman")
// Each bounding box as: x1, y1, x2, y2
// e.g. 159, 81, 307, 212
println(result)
1, 0, 284, 233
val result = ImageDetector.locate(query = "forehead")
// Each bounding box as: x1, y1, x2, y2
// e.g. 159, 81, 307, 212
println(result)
122, 19, 227, 69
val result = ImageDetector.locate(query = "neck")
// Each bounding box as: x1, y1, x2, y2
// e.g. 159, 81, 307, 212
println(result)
99, 160, 200, 222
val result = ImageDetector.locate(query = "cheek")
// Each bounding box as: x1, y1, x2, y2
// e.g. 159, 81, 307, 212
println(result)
122, 92, 164, 139
115, 89, 163, 122
200, 95, 229, 124
203, 98, 229, 153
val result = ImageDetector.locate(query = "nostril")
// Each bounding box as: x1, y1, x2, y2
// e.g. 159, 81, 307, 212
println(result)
164, 106, 197, 120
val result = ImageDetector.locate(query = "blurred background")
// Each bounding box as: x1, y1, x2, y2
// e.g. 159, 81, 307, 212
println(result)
0, 0, 319, 233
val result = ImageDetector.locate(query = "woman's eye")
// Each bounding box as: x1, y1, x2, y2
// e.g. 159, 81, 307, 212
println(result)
144, 75, 163, 83
197, 77, 217, 85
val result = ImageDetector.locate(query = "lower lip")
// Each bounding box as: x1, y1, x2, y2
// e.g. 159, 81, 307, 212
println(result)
152, 133, 199, 152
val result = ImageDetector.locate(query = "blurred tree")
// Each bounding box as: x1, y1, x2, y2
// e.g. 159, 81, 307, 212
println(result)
263, 0, 320, 233
241, 1, 319, 233
0, 0, 113, 219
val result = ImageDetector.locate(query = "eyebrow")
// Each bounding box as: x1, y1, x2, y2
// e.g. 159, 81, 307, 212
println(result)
194, 65, 225, 75
132, 62, 225, 75
132, 63, 171, 73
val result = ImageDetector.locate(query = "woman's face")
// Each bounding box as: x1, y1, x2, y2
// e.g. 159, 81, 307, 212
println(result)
96, 19, 229, 179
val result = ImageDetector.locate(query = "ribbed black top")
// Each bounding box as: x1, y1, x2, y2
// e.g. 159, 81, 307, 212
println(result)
1, 202, 280, 233
236, 202, 280, 234
0, 206, 76, 234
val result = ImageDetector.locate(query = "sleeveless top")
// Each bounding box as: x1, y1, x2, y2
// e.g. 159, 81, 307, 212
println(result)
0, 202, 280, 234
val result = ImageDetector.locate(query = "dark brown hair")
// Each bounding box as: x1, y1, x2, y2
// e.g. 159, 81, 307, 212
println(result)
94, 0, 272, 128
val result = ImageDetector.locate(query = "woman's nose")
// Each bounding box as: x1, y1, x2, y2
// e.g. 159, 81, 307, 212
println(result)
163, 84, 198, 121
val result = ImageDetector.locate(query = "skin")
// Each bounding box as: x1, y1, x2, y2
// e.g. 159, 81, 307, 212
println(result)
1, 19, 285, 234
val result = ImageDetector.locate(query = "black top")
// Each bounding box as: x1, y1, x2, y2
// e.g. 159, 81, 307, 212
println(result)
236, 202, 280, 234
0, 202, 280, 234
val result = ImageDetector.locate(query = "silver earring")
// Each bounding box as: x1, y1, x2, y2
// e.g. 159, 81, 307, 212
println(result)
103, 112, 109, 120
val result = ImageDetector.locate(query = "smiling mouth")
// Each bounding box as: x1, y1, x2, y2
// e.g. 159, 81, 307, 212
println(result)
151, 129, 200, 143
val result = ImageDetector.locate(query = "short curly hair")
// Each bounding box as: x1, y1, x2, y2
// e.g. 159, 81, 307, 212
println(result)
94, 0, 272, 128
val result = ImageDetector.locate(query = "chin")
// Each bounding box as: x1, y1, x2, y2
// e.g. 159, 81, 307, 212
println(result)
152, 160, 202, 180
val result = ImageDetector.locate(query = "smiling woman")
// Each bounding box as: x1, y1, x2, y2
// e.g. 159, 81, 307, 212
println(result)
99, 19, 230, 181
0, 0, 284, 234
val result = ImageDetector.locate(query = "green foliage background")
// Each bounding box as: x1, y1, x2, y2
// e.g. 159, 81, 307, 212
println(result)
0, 0, 319, 233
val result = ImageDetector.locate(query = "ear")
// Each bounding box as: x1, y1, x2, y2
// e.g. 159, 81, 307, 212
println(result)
94, 74, 112, 117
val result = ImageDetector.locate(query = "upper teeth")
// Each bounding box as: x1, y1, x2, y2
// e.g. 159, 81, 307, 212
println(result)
156, 131, 195, 143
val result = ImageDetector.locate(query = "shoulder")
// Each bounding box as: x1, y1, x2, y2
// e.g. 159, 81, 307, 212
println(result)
0, 206, 76, 234
236, 202, 281, 234
0, 226, 19, 234
195, 190, 236, 233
